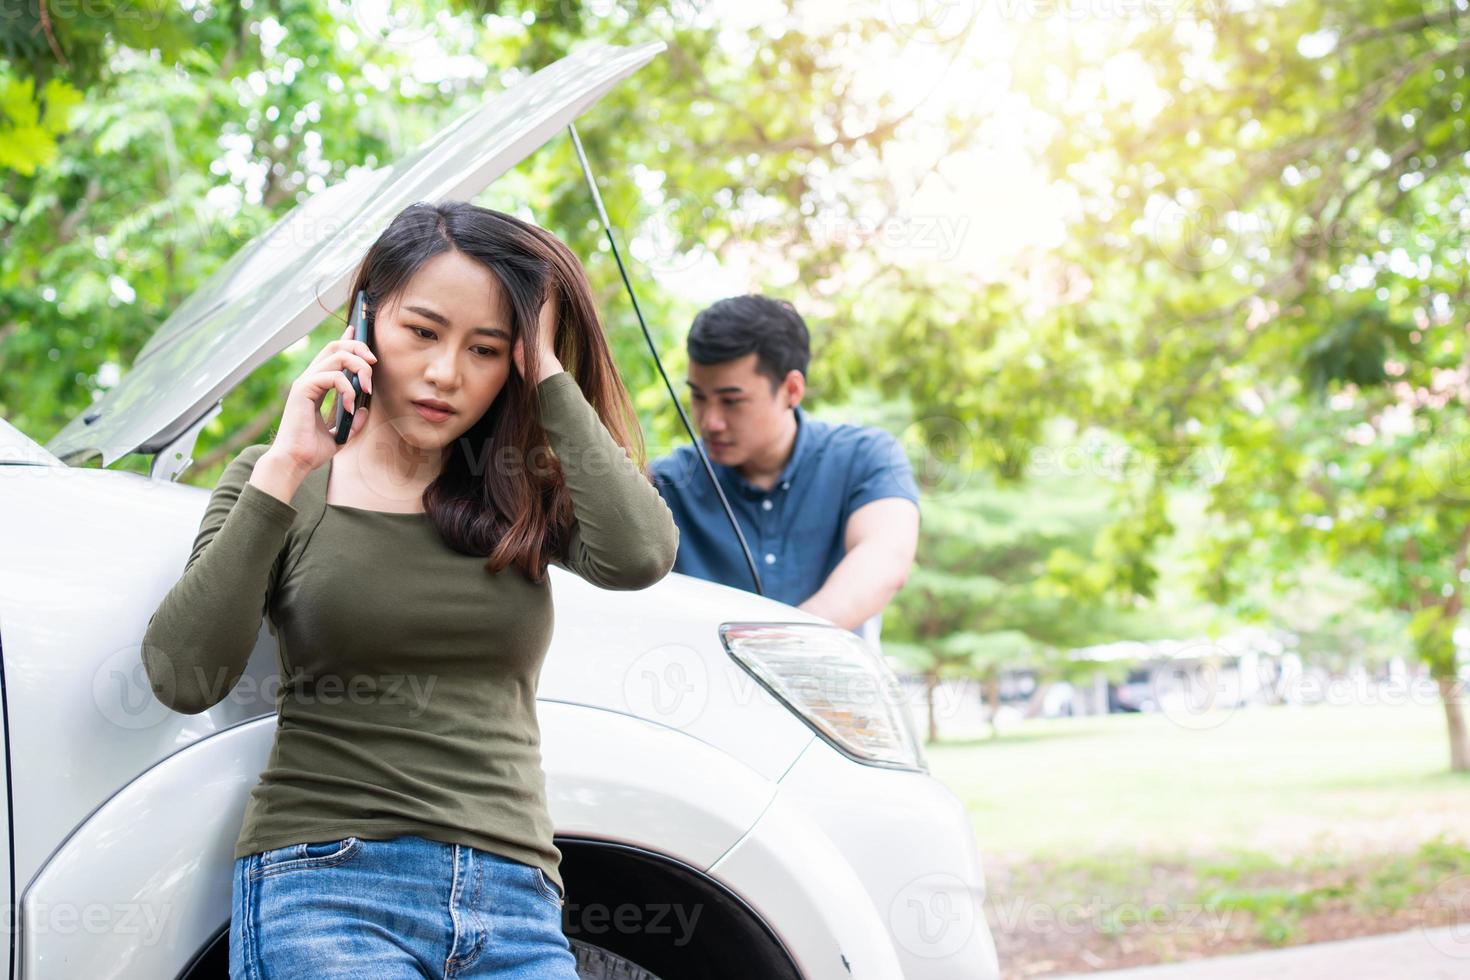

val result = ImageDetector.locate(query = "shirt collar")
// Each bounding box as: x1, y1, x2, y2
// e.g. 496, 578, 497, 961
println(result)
722, 404, 811, 497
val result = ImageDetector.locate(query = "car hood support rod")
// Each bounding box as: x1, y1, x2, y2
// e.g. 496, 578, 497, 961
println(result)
567, 122, 764, 597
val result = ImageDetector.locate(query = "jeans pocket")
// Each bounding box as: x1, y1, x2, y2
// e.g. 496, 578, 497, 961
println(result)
249, 837, 363, 880
534, 866, 565, 907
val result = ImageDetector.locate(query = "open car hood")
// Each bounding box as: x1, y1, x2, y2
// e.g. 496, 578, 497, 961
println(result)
46, 41, 663, 468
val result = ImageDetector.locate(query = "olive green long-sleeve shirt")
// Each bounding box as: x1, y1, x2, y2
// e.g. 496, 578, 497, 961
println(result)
141, 370, 679, 893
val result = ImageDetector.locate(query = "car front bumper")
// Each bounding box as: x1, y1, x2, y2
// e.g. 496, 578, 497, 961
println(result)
708, 737, 1001, 980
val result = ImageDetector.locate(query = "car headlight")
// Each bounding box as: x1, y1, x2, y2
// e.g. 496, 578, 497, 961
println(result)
719, 622, 927, 771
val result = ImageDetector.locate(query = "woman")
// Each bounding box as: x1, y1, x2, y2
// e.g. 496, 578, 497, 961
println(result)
140, 199, 680, 978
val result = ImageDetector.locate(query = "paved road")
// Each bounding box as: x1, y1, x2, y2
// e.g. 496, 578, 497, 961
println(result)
1050, 926, 1470, 979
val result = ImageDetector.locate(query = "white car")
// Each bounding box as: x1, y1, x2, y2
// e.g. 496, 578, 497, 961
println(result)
0, 42, 1000, 980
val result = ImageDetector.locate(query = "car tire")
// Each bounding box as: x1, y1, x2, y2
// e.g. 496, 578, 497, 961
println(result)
571, 938, 666, 980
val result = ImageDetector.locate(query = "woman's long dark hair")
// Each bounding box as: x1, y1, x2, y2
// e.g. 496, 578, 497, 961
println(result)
343, 199, 646, 584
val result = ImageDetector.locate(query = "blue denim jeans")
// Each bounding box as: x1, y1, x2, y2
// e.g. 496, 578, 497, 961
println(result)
230, 833, 579, 979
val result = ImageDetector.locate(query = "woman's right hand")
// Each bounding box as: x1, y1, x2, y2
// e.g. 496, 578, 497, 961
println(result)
266, 322, 378, 473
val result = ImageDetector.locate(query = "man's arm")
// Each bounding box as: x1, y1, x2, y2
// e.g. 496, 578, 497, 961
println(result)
798, 496, 919, 630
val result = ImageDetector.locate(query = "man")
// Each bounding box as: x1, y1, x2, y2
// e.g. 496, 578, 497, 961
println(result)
648, 294, 920, 645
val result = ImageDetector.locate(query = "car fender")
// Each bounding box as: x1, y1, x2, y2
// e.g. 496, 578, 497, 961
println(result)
708, 790, 910, 980
22, 704, 786, 978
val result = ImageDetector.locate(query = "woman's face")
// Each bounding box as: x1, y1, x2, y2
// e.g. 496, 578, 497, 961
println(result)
369, 249, 514, 459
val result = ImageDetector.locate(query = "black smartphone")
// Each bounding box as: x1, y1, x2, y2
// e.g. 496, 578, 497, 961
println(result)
333, 289, 372, 445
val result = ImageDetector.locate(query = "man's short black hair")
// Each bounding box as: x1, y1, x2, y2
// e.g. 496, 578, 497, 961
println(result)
687, 294, 810, 392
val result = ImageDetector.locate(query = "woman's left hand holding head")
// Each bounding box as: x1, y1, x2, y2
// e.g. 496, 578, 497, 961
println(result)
513, 281, 565, 385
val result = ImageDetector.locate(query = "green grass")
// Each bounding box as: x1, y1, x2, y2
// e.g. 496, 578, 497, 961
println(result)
927, 702, 1470, 862
929, 703, 1470, 964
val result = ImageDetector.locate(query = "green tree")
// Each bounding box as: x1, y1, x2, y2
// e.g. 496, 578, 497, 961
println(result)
1011, 1, 1470, 768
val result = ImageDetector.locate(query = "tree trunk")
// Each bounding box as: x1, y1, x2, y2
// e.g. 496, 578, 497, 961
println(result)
1024, 680, 1052, 719
983, 671, 1001, 738
1437, 674, 1470, 773
1412, 595, 1469, 774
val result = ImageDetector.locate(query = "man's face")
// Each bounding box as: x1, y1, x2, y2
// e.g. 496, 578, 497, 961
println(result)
686, 352, 797, 467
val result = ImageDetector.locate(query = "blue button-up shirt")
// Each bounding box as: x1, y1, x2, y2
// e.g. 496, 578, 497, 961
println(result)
649, 404, 920, 630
